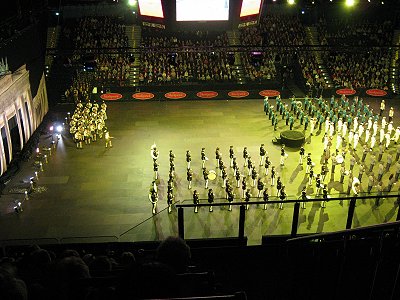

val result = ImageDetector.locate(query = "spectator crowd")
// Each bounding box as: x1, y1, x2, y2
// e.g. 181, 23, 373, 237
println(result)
62, 16, 131, 88
0, 237, 222, 300
140, 29, 235, 84
318, 18, 393, 89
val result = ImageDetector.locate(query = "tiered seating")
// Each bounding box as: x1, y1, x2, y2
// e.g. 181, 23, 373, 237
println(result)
239, 14, 311, 83
139, 28, 235, 84
62, 16, 131, 88
318, 18, 393, 89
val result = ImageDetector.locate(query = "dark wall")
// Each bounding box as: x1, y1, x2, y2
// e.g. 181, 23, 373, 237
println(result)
0, 16, 47, 98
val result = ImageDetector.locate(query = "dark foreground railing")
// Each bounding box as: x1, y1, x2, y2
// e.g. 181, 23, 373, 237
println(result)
176, 194, 400, 240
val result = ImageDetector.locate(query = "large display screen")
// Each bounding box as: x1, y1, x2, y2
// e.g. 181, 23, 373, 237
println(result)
138, 0, 164, 18
176, 0, 229, 21
240, 0, 262, 17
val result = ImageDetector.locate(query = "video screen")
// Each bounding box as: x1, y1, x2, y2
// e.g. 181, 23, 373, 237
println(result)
176, 0, 229, 21
240, 0, 262, 17
138, 0, 164, 18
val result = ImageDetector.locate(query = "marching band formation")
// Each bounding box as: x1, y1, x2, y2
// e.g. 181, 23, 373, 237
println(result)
69, 101, 113, 149
147, 94, 399, 215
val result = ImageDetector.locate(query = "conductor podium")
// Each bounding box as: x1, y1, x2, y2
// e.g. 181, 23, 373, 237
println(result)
279, 130, 305, 148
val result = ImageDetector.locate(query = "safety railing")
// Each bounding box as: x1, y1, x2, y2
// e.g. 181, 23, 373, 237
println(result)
175, 194, 400, 240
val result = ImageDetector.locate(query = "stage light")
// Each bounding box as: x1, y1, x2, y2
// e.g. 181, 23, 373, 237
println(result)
345, 0, 355, 6
287, 0, 295, 4
56, 125, 63, 133
128, 0, 137, 7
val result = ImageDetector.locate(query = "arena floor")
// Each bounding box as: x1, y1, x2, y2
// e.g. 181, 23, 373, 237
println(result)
0, 97, 399, 246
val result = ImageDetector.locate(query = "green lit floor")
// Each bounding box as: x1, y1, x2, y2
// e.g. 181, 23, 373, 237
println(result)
0, 98, 398, 246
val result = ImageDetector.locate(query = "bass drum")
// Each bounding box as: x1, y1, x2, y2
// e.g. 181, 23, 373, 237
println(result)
208, 170, 217, 181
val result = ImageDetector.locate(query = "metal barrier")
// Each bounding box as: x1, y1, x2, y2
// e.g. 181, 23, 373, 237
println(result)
176, 194, 400, 240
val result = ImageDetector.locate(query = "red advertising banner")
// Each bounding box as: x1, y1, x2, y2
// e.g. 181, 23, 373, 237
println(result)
132, 92, 155, 100
366, 89, 387, 97
196, 91, 218, 99
100, 93, 123, 101
165, 92, 187, 99
336, 88, 356, 96
259, 90, 280, 97
228, 90, 250, 98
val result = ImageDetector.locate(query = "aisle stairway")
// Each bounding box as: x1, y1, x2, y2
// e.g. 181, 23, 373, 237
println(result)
305, 26, 333, 88
125, 25, 142, 87
227, 29, 246, 85
45, 26, 60, 71
45, 26, 74, 105
390, 29, 400, 94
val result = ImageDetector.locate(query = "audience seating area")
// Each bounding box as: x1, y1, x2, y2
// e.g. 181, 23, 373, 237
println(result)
139, 28, 235, 85
54, 14, 397, 94
239, 14, 315, 84
318, 18, 393, 89
1, 221, 399, 300
62, 16, 131, 89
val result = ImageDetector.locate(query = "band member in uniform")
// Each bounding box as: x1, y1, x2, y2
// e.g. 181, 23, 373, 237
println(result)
201, 148, 206, 168
321, 164, 328, 182
222, 167, 227, 188
259, 144, 266, 166
225, 181, 232, 200
315, 174, 322, 195
242, 177, 247, 198
247, 156, 253, 176
243, 147, 249, 167
203, 168, 209, 189
299, 146, 305, 165
233, 157, 238, 176
263, 188, 269, 210
321, 186, 329, 208
280, 144, 286, 166
149, 188, 158, 215
271, 166, 276, 186
167, 190, 174, 213
229, 146, 234, 167
379, 99, 385, 116
215, 147, 221, 168
169, 150, 175, 163
386, 154, 393, 172
186, 150, 192, 169
308, 167, 314, 186
193, 190, 199, 213
377, 163, 384, 182
306, 153, 312, 174
245, 189, 251, 210
217, 159, 224, 177
276, 177, 282, 197
378, 145, 384, 161
388, 107, 394, 122
358, 165, 365, 181
369, 155, 376, 172
340, 164, 346, 183
208, 189, 214, 212
257, 178, 264, 197
187, 168, 193, 189
227, 189, 234, 211
367, 175, 374, 194
235, 171, 241, 188
279, 186, 286, 209
264, 156, 271, 175
300, 186, 308, 209
251, 168, 258, 187
153, 160, 159, 180
169, 160, 175, 177
104, 129, 113, 148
